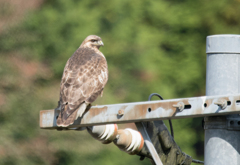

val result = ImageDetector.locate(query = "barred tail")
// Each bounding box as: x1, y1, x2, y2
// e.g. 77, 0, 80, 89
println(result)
56, 104, 80, 127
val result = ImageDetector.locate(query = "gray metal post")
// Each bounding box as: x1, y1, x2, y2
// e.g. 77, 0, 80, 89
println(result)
205, 35, 240, 165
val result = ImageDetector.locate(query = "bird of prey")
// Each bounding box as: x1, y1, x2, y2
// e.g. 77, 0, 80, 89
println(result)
56, 35, 108, 127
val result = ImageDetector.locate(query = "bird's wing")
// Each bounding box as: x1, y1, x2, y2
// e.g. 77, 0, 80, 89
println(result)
57, 53, 108, 126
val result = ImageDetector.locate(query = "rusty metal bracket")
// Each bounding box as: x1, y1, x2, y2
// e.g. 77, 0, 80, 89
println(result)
40, 94, 240, 129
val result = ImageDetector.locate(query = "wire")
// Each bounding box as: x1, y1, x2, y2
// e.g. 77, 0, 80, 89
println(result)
148, 93, 204, 164
192, 159, 204, 164
148, 93, 174, 139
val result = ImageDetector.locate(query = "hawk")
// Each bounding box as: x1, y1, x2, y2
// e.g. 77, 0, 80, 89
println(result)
57, 35, 108, 127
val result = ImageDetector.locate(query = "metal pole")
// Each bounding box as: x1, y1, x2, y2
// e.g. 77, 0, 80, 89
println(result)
205, 35, 240, 165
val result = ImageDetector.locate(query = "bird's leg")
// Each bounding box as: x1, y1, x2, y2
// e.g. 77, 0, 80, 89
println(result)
55, 101, 61, 119
72, 103, 91, 131
86, 103, 92, 110
55, 101, 61, 111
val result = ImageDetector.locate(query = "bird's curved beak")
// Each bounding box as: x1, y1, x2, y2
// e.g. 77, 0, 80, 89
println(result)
97, 40, 104, 47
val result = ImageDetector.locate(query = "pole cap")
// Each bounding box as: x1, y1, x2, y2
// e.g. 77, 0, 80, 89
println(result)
206, 34, 240, 54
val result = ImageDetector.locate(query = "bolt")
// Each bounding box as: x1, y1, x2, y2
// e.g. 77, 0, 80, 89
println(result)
118, 109, 124, 116
214, 99, 227, 109
173, 102, 185, 112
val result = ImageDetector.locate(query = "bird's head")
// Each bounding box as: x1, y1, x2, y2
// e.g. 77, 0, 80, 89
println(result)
80, 35, 104, 50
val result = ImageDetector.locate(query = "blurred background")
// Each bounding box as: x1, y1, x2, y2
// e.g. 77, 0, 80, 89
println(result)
0, 0, 240, 164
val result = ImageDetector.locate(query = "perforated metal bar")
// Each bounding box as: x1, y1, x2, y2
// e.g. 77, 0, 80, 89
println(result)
40, 94, 240, 129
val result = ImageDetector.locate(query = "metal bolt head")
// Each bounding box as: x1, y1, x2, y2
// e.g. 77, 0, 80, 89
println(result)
172, 102, 185, 112
118, 109, 124, 116
214, 99, 227, 109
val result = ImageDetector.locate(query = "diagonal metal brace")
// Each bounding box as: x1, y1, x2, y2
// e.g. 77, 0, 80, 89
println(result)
135, 122, 163, 165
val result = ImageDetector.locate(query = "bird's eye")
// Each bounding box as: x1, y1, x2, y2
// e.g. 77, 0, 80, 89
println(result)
91, 39, 96, 42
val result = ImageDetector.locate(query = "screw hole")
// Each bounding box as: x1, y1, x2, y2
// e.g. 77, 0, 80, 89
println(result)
227, 101, 231, 106
148, 108, 151, 112
204, 103, 207, 107
230, 120, 234, 125
184, 104, 191, 109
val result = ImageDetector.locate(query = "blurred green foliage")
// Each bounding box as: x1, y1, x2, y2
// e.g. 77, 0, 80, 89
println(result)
0, 0, 240, 164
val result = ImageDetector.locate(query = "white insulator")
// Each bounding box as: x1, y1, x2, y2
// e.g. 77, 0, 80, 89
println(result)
125, 129, 144, 154
87, 125, 106, 138
105, 124, 117, 141
114, 128, 144, 155
87, 124, 118, 144
100, 124, 111, 140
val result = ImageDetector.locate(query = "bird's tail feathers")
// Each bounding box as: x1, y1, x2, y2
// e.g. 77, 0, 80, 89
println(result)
57, 103, 81, 127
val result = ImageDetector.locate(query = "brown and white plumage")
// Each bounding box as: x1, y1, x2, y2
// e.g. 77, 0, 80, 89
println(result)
57, 35, 108, 127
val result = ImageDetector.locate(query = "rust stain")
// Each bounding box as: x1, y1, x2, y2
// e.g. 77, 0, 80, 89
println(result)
205, 99, 212, 109
135, 101, 178, 118
230, 97, 237, 112
194, 108, 203, 115
86, 106, 108, 119
117, 104, 137, 121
